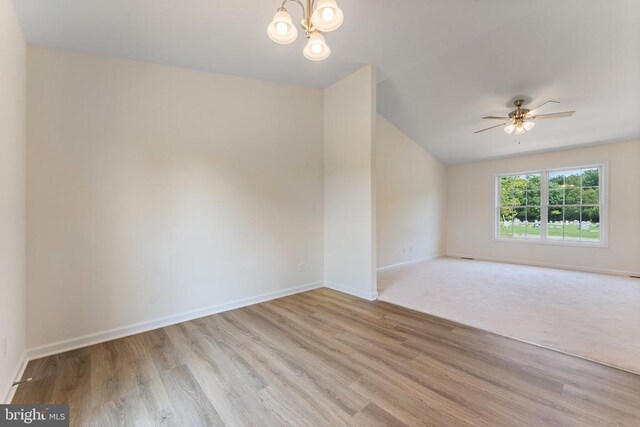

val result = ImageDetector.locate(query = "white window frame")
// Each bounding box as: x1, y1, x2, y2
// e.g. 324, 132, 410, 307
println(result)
494, 161, 608, 247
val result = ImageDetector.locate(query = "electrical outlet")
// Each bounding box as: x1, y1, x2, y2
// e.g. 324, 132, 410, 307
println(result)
298, 262, 305, 273
1, 336, 7, 361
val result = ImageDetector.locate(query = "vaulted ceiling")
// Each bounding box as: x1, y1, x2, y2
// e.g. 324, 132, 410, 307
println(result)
15, 0, 640, 164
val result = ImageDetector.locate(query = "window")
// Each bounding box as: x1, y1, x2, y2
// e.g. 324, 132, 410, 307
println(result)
499, 174, 542, 239
496, 163, 606, 245
547, 168, 601, 242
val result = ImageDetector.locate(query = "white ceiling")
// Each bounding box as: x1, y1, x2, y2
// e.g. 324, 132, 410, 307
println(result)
15, 0, 640, 164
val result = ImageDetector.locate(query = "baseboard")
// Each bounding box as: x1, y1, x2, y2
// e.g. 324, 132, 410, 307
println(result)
2, 351, 28, 404
26, 281, 323, 361
377, 255, 441, 273
447, 254, 640, 277
324, 282, 378, 301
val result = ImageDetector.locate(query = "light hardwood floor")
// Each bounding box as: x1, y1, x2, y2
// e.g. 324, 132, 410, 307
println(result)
13, 288, 640, 426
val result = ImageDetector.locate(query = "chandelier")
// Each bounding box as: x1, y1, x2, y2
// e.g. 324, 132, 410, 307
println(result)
267, 0, 344, 61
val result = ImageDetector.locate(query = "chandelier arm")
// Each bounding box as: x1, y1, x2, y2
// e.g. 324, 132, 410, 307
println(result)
280, 0, 306, 16
281, 0, 317, 36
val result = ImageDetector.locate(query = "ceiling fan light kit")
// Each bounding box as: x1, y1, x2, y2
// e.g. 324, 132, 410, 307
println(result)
475, 99, 575, 135
268, 0, 343, 61
505, 120, 535, 135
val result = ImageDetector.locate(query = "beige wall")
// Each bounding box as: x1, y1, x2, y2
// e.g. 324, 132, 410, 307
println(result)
376, 116, 446, 269
26, 46, 325, 351
446, 141, 640, 275
324, 65, 378, 300
0, 0, 26, 403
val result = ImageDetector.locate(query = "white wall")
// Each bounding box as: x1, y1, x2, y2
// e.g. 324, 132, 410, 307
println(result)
26, 46, 324, 352
324, 65, 378, 300
447, 141, 640, 275
375, 115, 446, 269
0, 0, 26, 403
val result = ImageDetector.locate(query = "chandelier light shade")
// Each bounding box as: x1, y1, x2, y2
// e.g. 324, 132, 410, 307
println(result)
267, 0, 343, 61
311, 0, 344, 32
267, 8, 298, 44
523, 121, 536, 131
303, 31, 330, 61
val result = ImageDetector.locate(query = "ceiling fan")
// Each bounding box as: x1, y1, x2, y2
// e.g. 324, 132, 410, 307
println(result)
474, 99, 575, 135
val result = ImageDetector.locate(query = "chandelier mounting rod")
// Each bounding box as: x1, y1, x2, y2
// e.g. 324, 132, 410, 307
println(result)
280, 0, 318, 36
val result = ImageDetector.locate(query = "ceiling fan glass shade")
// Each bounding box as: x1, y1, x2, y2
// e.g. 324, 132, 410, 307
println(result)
303, 32, 331, 61
311, 0, 344, 32
267, 8, 298, 44
523, 121, 536, 131
514, 124, 526, 136
504, 123, 516, 134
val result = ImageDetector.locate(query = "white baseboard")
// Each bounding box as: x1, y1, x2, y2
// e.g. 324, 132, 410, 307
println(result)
324, 282, 378, 301
377, 255, 441, 273
26, 281, 323, 361
2, 351, 28, 404
447, 254, 640, 277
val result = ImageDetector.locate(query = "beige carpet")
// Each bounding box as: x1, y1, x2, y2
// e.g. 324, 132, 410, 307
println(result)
378, 257, 640, 374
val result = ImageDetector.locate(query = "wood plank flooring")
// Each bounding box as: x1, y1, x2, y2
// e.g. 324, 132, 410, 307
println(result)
12, 288, 640, 426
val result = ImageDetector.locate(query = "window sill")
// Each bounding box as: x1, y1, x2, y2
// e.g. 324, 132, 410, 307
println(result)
493, 237, 609, 248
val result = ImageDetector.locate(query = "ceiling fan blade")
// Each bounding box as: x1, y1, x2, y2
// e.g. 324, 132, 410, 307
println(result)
474, 123, 508, 134
526, 100, 560, 117
532, 111, 575, 120
482, 116, 511, 120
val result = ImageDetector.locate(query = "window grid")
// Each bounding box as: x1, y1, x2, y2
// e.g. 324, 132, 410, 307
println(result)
498, 174, 542, 240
